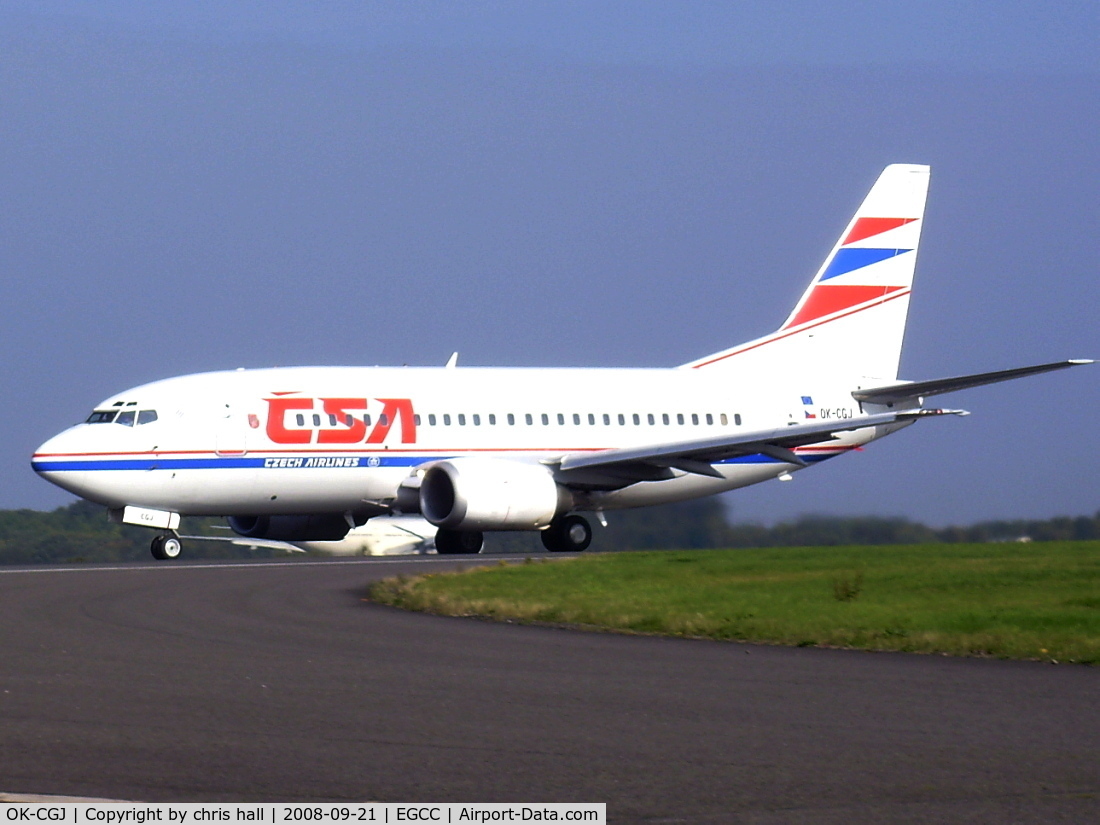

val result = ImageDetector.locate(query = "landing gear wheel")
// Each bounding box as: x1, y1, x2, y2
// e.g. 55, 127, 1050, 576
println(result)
435, 529, 484, 555
150, 534, 182, 561
541, 515, 592, 553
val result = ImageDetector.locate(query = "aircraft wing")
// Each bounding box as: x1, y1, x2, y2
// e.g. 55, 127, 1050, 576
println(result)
552, 410, 923, 485
852, 359, 1092, 405
177, 534, 307, 553
384, 519, 436, 541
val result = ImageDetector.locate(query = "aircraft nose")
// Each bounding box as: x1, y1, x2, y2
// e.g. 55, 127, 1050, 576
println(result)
31, 423, 101, 480
31, 425, 119, 504
32, 428, 76, 475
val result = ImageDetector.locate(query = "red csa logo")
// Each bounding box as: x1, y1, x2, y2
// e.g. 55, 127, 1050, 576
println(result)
265, 396, 416, 445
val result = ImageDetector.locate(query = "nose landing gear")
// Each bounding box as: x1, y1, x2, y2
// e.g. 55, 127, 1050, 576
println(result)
150, 534, 182, 560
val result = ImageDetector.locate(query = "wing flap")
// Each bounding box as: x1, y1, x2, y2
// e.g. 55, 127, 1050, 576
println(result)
553, 411, 910, 486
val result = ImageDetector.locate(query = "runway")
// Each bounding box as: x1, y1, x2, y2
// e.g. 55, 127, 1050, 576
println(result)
1, 556, 1096, 822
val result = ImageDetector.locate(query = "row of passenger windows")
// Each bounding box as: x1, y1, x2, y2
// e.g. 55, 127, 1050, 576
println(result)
85, 407, 741, 430
295, 412, 742, 428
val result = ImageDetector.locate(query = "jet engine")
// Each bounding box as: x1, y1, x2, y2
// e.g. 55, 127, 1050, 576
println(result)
419, 458, 570, 530
228, 514, 351, 542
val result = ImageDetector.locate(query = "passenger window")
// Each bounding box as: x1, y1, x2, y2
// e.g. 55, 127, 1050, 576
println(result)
328, 414, 339, 427
588, 413, 595, 425
137, 410, 158, 425
618, 414, 625, 425
312, 414, 321, 427
706, 413, 714, 425
488, 414, 495, 425
720, 413, 728, 426
603, 414, 610, 425
443, 414, 451, 426
677, 413, 684, 425
363, 414, 372, 426
429, 414, 437, 426
413, 414, 422, 426
692, 413, 699, 425
116, 410, 136, 427
632, 414, 640, 425
557, 413, 565, 425
507, 413, 515, 425
662, 413, 669, 425
573, 414, 581, 425
525, 414, 533, 425
379, 414, 389, 426
541, 414, 549, 425
735, 414, 742, 425
296, 414, 305, 426
86, 411, 117, 424
458, 414, 466, 426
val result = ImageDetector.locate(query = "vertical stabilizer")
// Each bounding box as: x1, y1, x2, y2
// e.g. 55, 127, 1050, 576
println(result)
683, 164, 930, 382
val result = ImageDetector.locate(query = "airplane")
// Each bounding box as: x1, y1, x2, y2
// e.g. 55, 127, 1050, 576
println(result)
294, 515, 436, 555
31, 164, 1091, 560
242, 515, 437, 556
192, 515, 438, 556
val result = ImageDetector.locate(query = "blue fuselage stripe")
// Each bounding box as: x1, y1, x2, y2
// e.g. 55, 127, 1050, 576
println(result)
32, 451, 836, 473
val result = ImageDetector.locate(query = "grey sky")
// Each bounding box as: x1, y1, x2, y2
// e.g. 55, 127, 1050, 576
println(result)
2, 3, 1096, 525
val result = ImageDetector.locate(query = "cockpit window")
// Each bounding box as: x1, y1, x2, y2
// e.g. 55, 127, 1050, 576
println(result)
86, 408, 157, 426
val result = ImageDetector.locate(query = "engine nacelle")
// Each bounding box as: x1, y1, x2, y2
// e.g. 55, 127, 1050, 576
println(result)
228, 514, 351, 542
419, 458, 569, 530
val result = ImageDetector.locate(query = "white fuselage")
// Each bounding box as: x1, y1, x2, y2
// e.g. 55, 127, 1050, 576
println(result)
31, 365, 892, 519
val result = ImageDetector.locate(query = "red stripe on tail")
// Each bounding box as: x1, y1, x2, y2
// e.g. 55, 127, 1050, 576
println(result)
785, 284, 904, 329
842, 217, 916, 245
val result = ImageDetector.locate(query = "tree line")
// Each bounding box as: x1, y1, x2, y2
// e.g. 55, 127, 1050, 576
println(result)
1, 498, 1098, 565
595, 498, 1100, 551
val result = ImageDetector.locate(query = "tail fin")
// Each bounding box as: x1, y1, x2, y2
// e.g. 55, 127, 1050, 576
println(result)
683, 164, 930, 382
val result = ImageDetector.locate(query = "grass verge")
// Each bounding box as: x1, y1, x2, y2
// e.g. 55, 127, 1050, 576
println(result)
367, 541, 1100, 663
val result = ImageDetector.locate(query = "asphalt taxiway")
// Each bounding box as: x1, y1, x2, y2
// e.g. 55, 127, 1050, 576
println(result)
1, 556, 1096, 822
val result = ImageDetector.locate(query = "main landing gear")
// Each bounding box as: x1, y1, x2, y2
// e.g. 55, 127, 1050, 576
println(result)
150, 534, 182, 560
435, 529, 485, 555
541, 515, 593, 553
433, 516, 593, 555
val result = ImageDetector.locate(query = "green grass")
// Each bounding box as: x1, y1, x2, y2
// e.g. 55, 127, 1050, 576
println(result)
367, 541, 1100, 663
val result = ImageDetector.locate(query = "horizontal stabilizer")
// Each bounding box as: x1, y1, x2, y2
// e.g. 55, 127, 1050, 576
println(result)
852, 360, 1093, 405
